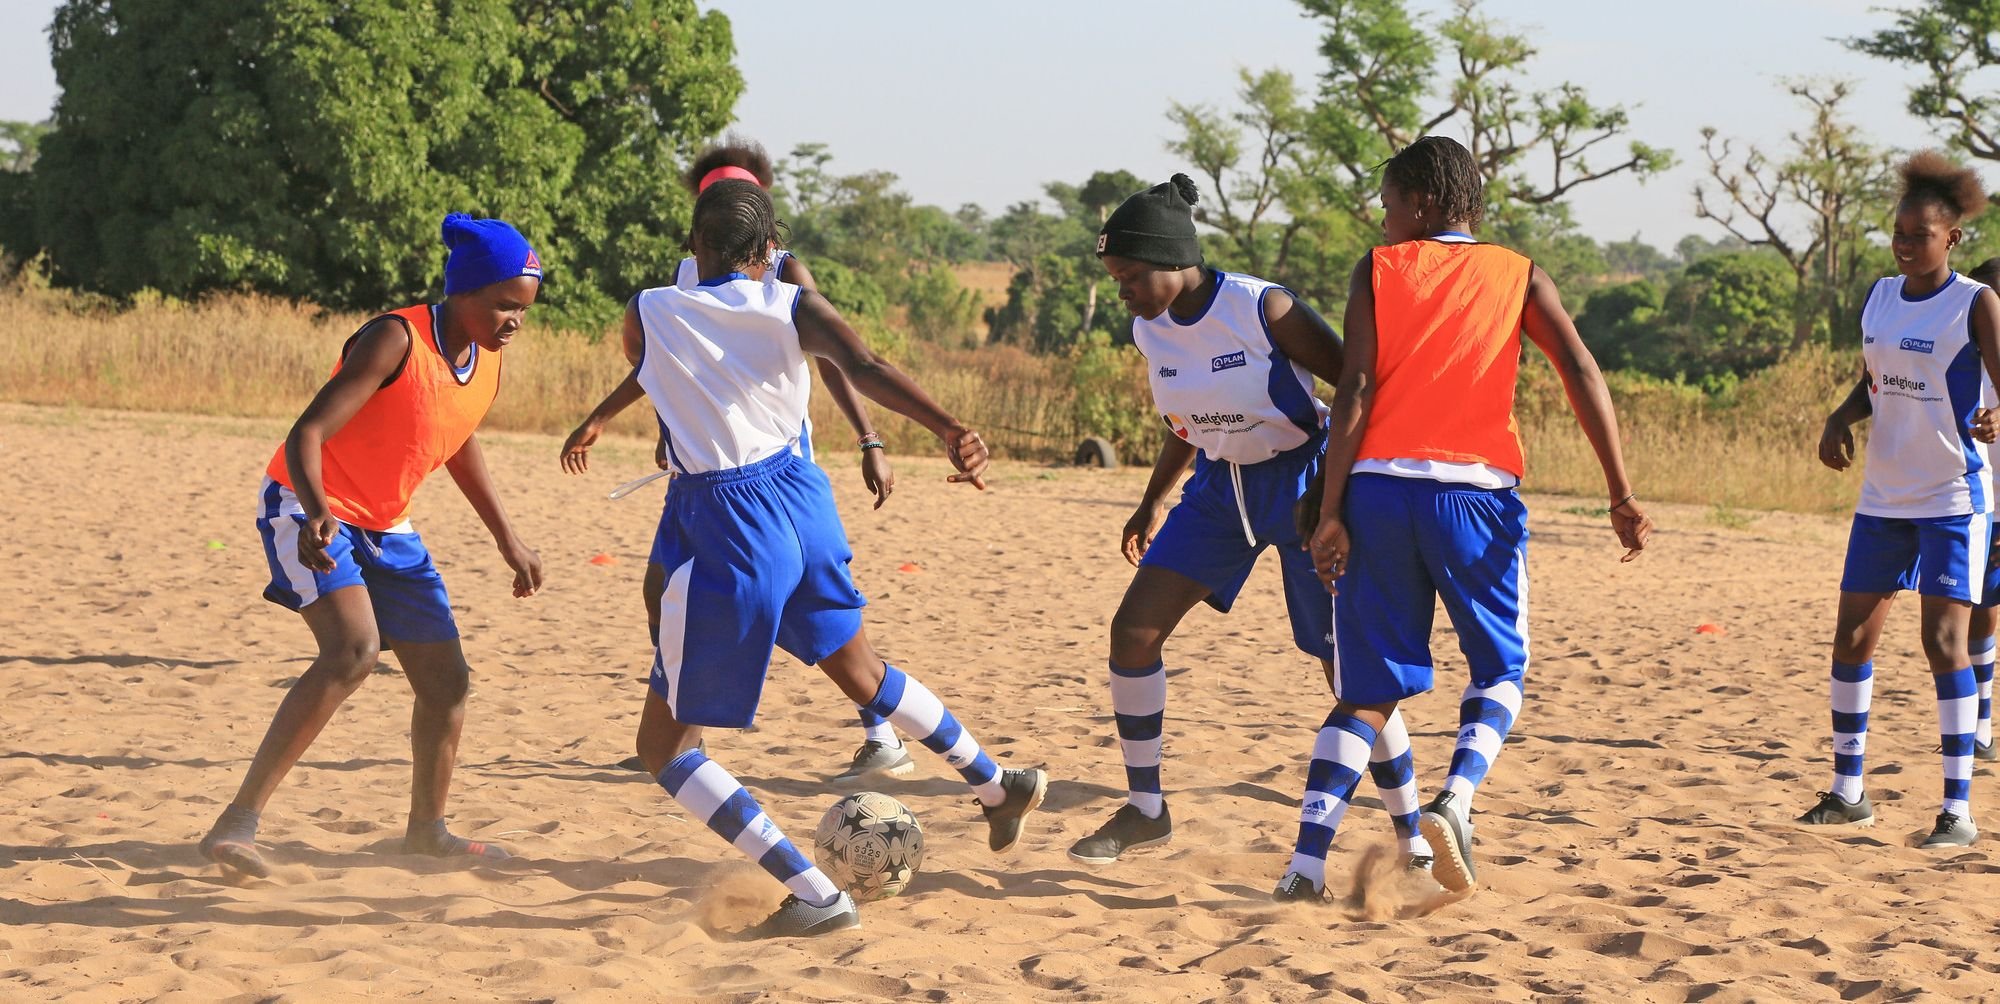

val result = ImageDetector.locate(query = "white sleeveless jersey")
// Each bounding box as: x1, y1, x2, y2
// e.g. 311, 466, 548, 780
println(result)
1131, 270, 1329, 465
633, 273, 812, 475
1858, 272, 1995, 518
675, 249, 792, 289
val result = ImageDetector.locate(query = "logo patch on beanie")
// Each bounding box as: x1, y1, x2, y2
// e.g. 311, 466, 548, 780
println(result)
522, 249, 543, 277
1096, 234, 1108, 253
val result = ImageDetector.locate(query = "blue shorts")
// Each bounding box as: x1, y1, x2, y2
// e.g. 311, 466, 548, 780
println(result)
1140, 436, 1334, 658
254, 479, 459, 644
648, 451, 866, 728
1984, 517, 2000, 610
1841, 512, 1988, 604
1333, 473, 1529, 705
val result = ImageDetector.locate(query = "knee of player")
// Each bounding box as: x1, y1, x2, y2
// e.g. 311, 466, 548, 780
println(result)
324, 637, 383, 685
1108, 612, 1166, 665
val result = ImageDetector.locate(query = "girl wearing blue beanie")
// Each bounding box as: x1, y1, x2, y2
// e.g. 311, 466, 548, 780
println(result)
197, 214, 545, 877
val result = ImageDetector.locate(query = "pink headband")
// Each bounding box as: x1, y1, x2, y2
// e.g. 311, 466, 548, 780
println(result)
697, 165, 764, 192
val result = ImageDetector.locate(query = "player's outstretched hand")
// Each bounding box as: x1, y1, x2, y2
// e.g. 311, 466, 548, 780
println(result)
1610, 498, 1652, 563
944, 425, 989, 490
298, 513, 340, 574
503, 539, 543, 597
560, 420, 601, 475
1309, 517, 1350, 593
1974, 407, 1999, 445
1818, 418, 1856, 471
1121, 501, 1168, 567
862, 447, 896, 509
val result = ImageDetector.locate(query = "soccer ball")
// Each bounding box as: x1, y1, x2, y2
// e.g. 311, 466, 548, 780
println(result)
813, 791, 925, 901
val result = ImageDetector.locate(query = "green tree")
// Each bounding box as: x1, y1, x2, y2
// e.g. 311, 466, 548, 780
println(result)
32, 0, 739, 325
1848, 1, 2000, 167
1574, 278, 1664, 372
0, 121, 51, 173
1298, 0, 1673, 226
1658, 252, 1797, 381
1694, 80, 1894, 349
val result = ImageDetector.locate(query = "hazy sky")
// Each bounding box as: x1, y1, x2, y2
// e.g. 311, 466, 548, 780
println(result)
0, 0, 1958, 247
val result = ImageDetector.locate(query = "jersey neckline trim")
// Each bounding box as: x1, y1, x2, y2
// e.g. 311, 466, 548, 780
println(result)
1900, 271, 1960, 303
1167, 268, 1226, 327
429, 304, 478, 386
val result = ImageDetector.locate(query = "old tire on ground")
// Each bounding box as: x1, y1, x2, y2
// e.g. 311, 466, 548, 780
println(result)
1073, 436, 1118, 469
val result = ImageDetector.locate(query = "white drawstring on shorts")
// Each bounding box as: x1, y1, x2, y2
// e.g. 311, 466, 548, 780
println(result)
1227, 461, 1257, 548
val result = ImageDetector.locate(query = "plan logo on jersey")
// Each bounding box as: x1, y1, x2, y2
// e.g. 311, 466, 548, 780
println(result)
1900, 337, 1937, 354
1211, 351, 1247, 372
1158, 366, 1178, 378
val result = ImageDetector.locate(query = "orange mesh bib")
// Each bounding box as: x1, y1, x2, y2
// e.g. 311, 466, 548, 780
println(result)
1357, 241, 1533, 478
266, 305, 501, 530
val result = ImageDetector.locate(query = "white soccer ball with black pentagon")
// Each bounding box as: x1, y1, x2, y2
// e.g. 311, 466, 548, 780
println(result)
813, 791, 924, 901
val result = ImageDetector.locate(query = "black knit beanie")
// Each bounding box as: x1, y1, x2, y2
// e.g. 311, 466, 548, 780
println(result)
1097, 173, 1203, 269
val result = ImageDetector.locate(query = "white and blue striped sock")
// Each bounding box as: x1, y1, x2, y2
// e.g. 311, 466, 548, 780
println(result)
1830, 659, 1873, 803
862, 665, 1004, 806
657, 748, 841, 907
1972, 637, 1995, 748
1938, 668, 1977, 818
856, 705, 898, 746
1367, 711, 1431, 857
1108, 659, 1167, 819
1287, 712, 1378, 890
1442, 679, 1524, 815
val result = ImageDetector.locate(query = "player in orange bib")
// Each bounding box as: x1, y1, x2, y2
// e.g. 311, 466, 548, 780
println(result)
197, 214, 546, 877
1279, 137, 1652, 900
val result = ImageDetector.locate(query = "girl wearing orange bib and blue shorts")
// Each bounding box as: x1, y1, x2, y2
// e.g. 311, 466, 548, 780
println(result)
198, 214, 546, 877
1284, 137, 1651, 901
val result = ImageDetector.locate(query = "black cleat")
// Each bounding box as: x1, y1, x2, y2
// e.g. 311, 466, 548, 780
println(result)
981, 768, 1048, 853
1272, 871, 1329, 903
1796, 790, 1874, 827
742, 892, 860, 939
1418, 792, 1478, 893
1067, 803, 1173, 864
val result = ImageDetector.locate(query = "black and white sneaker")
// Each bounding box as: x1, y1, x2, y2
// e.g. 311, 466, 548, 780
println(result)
1418, 792, 1478, 893
1067, 803, 1173, 864
1920, 812, 1978, 848
981, 768, 1048, 853
1405, 854, 1436, 876
835, 740, 915, 782
1796, 790, 1874, 827
742, 891, 860, 939
1977, 739, 1999, 763
1271, 871, 1329, 903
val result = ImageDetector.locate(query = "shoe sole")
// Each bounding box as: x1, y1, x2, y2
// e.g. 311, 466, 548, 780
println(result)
1419, 810, 1476, 893
991, 770, 1049, 854
1797, 815, 1874, 828
1066, 832, 1171, 865
832, 758, 918, 784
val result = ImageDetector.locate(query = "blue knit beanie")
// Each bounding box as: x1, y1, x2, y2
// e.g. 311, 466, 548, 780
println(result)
441, 213, 542, 295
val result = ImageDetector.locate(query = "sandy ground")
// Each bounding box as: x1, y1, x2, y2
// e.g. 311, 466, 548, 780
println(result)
3, 402, 2000, 1002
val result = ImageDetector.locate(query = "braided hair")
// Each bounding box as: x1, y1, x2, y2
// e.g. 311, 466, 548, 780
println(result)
691, 179, 779, 272
1899, 150, 1988, 223
1383, 136, 1487, 232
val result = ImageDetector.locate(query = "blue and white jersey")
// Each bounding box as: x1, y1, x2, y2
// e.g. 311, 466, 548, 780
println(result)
1131, 270, 1329, 466
1859, 272, 1995, 518
675, 249, 792, 289
633, 273, 812, 476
